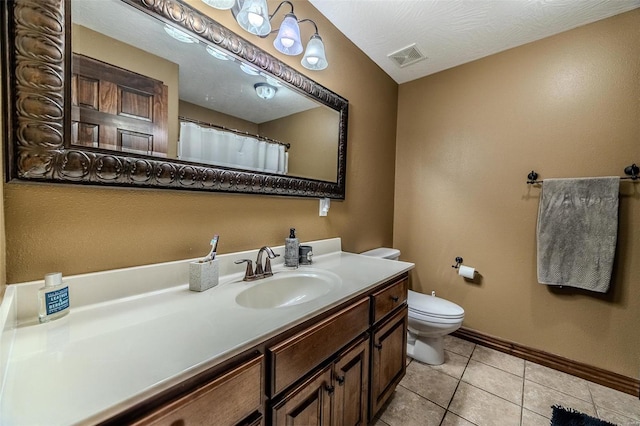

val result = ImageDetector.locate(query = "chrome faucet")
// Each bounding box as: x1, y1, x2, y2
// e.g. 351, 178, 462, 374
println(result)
235, 246, 280, 281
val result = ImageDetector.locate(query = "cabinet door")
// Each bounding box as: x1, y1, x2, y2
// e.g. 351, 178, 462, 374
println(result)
269, 297, 369, 396
132, 355, 263, 426
370, 306, 408, 418
332, 336, 369, 426
272, 365, 333, 426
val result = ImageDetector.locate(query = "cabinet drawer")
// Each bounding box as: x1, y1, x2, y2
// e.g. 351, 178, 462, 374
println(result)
372, 278, 408, 323
269, 297, 370, 396
133, 355, 263, 426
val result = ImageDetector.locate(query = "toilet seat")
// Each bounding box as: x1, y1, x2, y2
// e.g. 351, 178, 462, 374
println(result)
408, 290, 464, 320
409, 309, 463, 325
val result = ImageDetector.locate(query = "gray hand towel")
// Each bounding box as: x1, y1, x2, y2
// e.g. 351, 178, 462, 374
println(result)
537, 177, 619, 293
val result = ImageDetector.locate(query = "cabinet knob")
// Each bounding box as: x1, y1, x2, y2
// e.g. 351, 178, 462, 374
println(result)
374, 343, 383, 350
325, 384, 335, 394
336, 375, 345, 385
390, 295, 399, 302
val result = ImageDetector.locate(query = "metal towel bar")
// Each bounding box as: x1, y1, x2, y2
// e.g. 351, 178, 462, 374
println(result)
526, 164, 639, 184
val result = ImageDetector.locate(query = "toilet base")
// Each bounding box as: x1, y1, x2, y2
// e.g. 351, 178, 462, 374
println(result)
406, 333, 445, 365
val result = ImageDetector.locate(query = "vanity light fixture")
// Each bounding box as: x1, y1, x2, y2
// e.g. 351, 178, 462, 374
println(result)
254, 83, 277, 100
224, 0, 329, 70
235, 0, 271, 36
164, 24, 199, 44
262, 1, 303, 56
299, 20, 328, 70
273, 11, 303, 55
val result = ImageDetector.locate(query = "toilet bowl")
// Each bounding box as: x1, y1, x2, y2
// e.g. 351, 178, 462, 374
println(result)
360, 247, 465, 365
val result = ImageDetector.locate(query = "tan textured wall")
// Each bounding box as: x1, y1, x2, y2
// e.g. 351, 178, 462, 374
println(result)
179, 101, 259, 134
3, 0, 398, 283
394, 10, 640, 378
260, 107, 339, 182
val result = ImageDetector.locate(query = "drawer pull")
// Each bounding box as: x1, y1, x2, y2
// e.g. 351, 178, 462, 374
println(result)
325, 385, 335, 394
336, 375, 345, 386
374, 343, 383, 350
390, 296, 399, 302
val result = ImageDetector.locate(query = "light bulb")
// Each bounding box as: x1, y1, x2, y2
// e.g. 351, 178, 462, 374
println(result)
248, 12, 264, 27
306, 56, 319, 65
280, 37, 295, 48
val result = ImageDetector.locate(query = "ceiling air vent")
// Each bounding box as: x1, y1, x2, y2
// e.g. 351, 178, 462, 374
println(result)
387, 43, 426, 68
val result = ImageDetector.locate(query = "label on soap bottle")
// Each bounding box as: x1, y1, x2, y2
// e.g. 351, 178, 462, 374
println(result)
44, 287, 70, 315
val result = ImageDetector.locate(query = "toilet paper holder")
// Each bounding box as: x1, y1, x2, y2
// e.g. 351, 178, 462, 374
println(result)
451, 257, 463, 269
453, 256, 476, 279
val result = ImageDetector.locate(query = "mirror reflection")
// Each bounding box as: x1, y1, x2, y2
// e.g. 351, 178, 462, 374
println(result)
71, 0, 340, 183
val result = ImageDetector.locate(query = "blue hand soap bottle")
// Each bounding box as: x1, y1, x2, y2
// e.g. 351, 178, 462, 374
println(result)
38, 272, 70, 323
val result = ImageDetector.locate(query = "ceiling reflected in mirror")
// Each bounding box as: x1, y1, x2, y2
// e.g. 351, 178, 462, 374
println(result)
71, 0, 341, 183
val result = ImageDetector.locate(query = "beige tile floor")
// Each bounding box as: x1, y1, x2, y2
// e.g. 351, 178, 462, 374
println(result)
372, 336, 640, 426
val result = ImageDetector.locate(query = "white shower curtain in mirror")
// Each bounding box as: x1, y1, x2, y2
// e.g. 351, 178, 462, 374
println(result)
179, 122, 287, 174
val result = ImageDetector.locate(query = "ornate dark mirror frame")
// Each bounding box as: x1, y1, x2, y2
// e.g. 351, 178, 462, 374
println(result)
2, 0, 348, 198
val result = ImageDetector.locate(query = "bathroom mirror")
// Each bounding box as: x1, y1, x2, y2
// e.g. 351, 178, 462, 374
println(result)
2, 0, 348, 198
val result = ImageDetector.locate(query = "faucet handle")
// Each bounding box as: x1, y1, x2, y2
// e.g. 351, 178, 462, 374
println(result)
263, 254, 280, 276
234, 259, 255, 281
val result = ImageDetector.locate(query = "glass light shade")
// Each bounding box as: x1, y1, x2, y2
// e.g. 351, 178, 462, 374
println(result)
202, 0, 235, 9
254, 83, 277, 100
273, 14, 303, 56
236, 0, 271, 36
301, 34, 328, 70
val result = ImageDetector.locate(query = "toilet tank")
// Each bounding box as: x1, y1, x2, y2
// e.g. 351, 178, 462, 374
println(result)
360, 247, 401, 261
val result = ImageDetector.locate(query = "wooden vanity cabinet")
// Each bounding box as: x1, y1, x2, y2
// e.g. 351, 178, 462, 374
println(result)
271, 364, 333, 426
370, 306, 408, 417
268, 298, 370, 426
131, 355, 263, 426
271, 335, 369, 426
268, 298, 370, 396
332, 336, 370, 426
270, 275, 408, 425
119, 273, 409, 426
371, 278, 408, 323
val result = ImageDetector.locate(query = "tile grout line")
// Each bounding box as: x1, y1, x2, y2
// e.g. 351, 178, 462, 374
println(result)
520, 360, 527, 426
438, 343, 478, 426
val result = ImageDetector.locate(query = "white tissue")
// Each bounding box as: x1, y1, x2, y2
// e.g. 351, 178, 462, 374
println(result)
458, 265, 475, 279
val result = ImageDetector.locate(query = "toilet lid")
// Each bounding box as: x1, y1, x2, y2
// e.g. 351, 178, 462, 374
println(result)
408, 290, 464, 319
360, 247, 401, 259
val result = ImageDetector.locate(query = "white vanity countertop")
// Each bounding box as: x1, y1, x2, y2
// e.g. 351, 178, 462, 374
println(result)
0, 239, 413, 425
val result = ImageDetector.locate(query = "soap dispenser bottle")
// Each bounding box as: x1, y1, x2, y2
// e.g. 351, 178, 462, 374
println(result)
38, 272, 70, 323
285, 228, 299, 268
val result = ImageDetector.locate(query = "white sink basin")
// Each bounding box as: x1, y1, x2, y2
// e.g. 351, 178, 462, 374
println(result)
235, 270, 341, 309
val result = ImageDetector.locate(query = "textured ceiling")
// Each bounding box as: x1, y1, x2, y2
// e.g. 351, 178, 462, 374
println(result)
308, 0, 640, 84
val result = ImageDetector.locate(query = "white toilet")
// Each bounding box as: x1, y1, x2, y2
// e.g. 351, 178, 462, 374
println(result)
361, 247, 465, 365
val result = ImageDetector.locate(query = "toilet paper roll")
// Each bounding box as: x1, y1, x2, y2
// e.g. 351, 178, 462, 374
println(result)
458, 265, 475, 279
